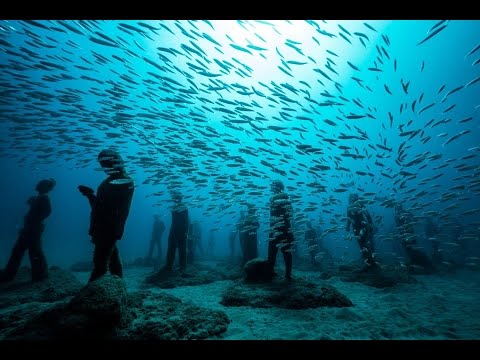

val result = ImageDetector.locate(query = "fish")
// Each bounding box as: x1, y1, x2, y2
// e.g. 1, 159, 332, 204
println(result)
137, 22, 160, 33
338, 32, 352, 44
338, 24, 351, 36
326, 49, 338, 57
57, 20, 85, 35
443, 104, 456, 113
248, 44, 267, 51
324, 119, 337, 126
443, 130, 471, 146
1, 19, 480, 233
466, 75, 480, 87
287, 60, 307, 66
442, 85, 464, 102
363, 22, 377, 32
429, 20, 448, 33
401, 79, 410, 95
354, 32, 370, 42
458, 117, 473, 123
466, 43, 480, 57
419, 103, 436, 114
418, 93, 424, 104
89, 36, 119, 48
229, 44, 252, 54
376, 144, 392, 152
23, 20, 50, 30
346, 114, 365, 120
347, 61, 360, 71
417, 24, 448, 46
202, 33, 222, 47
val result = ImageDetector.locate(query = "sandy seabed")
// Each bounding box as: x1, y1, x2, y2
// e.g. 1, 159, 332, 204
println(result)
72, 265, 480, 340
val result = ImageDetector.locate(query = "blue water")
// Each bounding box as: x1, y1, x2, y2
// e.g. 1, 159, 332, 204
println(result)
0, 20, 479, 268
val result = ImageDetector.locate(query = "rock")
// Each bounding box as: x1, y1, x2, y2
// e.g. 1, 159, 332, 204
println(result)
67, 275, 128, 328
0, 302, 60, 340
0, 267, 83, 308
145, 262, 242, 289
5, 275, 129, 339
221, 277, 353, 309
214, 262, 245, 280
338, 263, 417, 288
1, 275, 231, 340
118, 291, 230, 340
244, 258, 274, 282
2, 303, 68, 340
69, 261, 93, 272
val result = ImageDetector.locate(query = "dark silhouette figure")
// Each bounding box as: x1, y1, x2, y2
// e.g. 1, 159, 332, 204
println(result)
346, 193, 377, 270
78, 149, 134, 283
305, 221, 318, 265
187, 220, 203, 264
394, 203, 433, 272
242, 204, 260, 266
164, 191, 189, 271
148, 214, 165, 260
267, 180, 294, 280
0, 179, 56, 282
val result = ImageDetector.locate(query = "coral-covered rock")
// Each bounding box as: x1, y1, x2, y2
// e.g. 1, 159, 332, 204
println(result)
0, 266, 82, 308
1, 274, 230, 340
67, 274, 128, 328
121, 292, 230, 340
221, 277, 353, 309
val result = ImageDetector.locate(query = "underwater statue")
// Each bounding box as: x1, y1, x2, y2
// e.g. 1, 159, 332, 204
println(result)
78, 149, 134, 283
0, 178, 56, 283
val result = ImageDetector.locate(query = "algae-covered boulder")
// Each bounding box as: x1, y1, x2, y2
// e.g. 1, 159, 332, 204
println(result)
221, 277, 353, 309
122, 292, 230, 340
1, 273, 231, 340
243, 258, 275, 282
67, 274, 128, 328
0, 266, 82, 308
338, 264, 417, 288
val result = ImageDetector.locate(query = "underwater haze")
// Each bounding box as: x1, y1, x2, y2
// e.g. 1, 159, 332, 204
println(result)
0, 20, 480, 340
